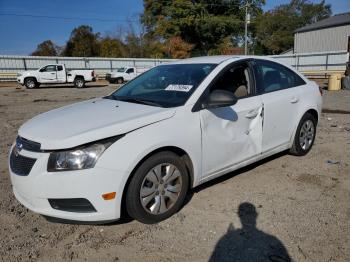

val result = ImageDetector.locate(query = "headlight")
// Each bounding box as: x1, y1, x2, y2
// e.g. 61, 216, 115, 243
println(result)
47, 135, 123, 172
17, 73, 22, 77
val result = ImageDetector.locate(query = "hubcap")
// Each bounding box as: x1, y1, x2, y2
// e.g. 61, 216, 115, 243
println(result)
27, 80, 35, 88
140, 163, 182, 215
299, 120, 315, 150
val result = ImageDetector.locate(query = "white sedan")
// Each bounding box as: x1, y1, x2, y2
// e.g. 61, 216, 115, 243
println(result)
9, 56, 322, 224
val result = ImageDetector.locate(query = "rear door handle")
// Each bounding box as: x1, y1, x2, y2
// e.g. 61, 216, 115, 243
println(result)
290, 97, 299, 103
245, 110, 259, 119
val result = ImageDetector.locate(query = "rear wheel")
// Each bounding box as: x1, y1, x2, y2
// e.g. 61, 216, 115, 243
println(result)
126, 152, 189, 224
24, 78, 38, 89
74, 77, 85, 88
290, 113, 317, 156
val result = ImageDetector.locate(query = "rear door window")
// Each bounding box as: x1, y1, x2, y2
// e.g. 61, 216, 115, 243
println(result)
254, 60, 306, 94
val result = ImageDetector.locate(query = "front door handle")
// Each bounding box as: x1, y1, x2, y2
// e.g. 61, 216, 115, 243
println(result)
290, 97, 299, 103
245, 110, 259, 119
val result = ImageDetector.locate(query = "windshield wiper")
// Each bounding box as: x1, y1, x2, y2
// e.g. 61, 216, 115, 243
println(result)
106, 95, 163, 107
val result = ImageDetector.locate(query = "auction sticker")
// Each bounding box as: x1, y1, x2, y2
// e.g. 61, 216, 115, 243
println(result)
165, 84, 193, 92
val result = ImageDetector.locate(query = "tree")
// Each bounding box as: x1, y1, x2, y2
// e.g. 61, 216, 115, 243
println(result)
63, 25, 100, 57
31, 40, 58, 56
165, 36, 194, 58
99, 37, 126, 57
209, 37, 244, 55
256, 0, 331, 54
142, 0, 265, 55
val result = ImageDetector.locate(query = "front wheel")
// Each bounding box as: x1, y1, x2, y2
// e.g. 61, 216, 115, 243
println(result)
117, 78, 124, 84
24, 78, 38, 89
289, 113, 317, 156
74, 77, 85, 88
126, 152, 189, 224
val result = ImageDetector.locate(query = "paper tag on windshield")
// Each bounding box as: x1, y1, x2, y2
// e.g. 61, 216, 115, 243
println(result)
165, 84, 193, 92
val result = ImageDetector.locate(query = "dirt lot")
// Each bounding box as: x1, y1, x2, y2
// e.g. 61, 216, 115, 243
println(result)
0, 81, 349, 262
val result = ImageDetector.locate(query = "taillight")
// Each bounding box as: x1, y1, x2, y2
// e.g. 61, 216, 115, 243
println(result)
91, 70, 95, 77
318, 85, 323, 96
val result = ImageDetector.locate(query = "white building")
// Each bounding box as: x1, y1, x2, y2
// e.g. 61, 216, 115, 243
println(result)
294, 12, 350, 54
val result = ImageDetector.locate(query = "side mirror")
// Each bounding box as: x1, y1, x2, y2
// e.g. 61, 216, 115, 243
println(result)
203, 90, 238, 109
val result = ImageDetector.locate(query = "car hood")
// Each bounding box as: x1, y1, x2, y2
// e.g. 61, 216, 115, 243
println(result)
19, 98, 176, 150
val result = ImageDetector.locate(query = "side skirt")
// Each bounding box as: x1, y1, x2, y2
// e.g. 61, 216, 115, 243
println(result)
197, 143, 290, 186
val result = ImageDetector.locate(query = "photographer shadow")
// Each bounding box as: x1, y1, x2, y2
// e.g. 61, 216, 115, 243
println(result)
209, 202, 291, 262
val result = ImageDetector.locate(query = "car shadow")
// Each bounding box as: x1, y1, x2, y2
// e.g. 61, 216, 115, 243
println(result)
43, 214, 133, 226
209, 202, 291, 262
209, 106, 238, 121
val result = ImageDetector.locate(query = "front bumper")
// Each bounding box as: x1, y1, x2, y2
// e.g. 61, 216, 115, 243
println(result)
8, 146, 125, 222
17, 77, 24, 85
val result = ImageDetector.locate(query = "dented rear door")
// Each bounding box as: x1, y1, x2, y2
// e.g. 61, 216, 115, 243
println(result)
200, 96, 263, 178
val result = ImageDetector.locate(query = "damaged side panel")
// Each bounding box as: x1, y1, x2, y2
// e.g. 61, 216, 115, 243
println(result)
200, 96, 264, 179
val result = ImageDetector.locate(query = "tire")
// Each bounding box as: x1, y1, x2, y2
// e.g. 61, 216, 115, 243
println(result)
74, 77, 85, 88
117, 78, 124, 84
24, 78, 38, 89
289, 112, 317, 156
126, 151, 189, 224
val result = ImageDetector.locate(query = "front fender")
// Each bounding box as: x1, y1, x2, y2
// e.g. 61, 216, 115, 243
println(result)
96, 106, 202, 187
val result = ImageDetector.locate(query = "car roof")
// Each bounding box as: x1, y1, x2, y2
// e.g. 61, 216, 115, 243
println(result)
165, 55, 307, 81
169, 56, 239, 64
169, 55, 282, 65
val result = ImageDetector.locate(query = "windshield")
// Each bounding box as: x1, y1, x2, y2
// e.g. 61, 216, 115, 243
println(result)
108, 63, 216, 108
116, 68, 126, 72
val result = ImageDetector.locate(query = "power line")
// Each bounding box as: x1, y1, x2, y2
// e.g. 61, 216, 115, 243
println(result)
154, 0, 247, 8
0, 13, 139, 23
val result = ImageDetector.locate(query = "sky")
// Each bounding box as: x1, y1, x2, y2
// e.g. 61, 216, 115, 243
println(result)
0, 0, 349, 55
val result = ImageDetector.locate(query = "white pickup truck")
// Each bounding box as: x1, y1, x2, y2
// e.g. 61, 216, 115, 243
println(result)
17, 64, 96, 88
105, 67, 149, 84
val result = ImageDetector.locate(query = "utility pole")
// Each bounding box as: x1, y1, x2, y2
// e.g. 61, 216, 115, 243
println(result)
241, 1, 251, 55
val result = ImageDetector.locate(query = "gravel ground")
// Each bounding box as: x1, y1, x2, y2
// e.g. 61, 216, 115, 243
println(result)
0, 82, 349, 262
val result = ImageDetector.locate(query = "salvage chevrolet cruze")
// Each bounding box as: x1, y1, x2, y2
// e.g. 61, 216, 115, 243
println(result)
9, 56, 322, 224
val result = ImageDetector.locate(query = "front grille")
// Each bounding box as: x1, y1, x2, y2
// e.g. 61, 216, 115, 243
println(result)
16, 136, 41, 152
48, 198, 97, 213
10, 149, 36, 176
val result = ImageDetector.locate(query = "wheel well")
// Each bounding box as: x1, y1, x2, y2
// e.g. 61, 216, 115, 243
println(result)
74, 75, 84, 81
305, 109, 318, 124
24, 76, 37, 82
120, 146, 194, 218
